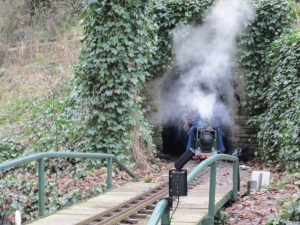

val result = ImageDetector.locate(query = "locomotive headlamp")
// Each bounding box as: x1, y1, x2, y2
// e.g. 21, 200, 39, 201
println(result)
199, 131, 214, 149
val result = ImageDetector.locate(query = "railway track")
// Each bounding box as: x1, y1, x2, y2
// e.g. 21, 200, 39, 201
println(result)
76, 166, 211, 225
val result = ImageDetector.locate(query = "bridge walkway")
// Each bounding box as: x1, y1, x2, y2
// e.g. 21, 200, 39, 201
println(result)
27, 182, 232, 225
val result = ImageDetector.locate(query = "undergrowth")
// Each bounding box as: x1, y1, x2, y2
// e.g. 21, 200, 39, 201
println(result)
267, 194, 300, 225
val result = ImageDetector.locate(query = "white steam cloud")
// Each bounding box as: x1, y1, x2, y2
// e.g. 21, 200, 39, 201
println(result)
164, 0, 255, 129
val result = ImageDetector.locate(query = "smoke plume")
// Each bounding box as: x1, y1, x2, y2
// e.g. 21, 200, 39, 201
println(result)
163, 0, 255, 129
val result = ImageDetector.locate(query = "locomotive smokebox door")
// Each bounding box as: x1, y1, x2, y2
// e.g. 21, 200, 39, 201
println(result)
169, 169, 187, 196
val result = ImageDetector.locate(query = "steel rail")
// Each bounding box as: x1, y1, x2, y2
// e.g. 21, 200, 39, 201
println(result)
78, 167, 211, 225
77, 182, 169, 225
93, 184, 169, 225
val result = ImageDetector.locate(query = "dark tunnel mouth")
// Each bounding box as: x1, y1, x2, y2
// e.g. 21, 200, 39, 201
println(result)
161, 114, 232, 156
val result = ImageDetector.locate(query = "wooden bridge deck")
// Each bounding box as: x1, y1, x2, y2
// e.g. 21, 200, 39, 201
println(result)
26, 182, 232, 225
27, 182, 157, 225
169, 186, 232, 225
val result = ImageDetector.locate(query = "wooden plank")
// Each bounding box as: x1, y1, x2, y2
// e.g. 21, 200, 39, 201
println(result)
27, 182, 233, 225
27, 182, 157, 225
167, 188, 232, 225
88, 195, 136, 201
56, 209, 104, 215
61, 202, 117, 209
28, 215, 89, 225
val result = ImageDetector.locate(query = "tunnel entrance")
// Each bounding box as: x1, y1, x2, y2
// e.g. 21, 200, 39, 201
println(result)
161, 65, 188, 156
160, 64, 235, 156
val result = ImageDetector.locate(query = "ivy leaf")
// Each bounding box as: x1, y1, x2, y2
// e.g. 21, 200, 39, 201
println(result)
87, 129, 96, 135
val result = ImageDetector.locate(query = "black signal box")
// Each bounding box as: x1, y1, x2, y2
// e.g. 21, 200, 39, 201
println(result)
169, 169, 187, 196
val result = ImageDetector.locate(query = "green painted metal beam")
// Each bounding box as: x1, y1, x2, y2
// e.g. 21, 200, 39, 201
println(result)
151, 199, 169, 225
0, 152, 138, 217
38, 158, 45, 216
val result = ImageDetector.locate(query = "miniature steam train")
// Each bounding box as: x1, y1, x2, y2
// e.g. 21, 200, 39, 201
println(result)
194, 128, 218, 159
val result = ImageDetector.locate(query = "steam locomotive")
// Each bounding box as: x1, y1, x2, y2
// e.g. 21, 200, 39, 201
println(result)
161, 64, 241, 158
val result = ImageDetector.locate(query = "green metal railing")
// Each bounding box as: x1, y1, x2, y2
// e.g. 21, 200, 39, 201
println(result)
147, 154, 239, 225
0, 152, 138, 217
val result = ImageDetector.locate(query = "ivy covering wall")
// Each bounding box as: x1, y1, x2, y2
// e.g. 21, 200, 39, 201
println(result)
251, 32, 300, 171
75, 0, 157, 164
236, 0, 299, 170
236, 0, 296, 112
150, 0, 213, 74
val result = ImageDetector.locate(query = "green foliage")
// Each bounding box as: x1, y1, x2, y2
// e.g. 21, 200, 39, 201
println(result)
237, 0, 296, 113
142, 177, 152, 183
276, 173, 300, 190
249, 31, 300, 170
267, 194, 300, 225
237, 0, 300, 171
0, 80, 106, 221
0, 168, 98, 221
150, 0, 213, 74
215, 208, 229, 225
25, 94, 77, 154
0, 138, 25, 162
75, 0, 157, 158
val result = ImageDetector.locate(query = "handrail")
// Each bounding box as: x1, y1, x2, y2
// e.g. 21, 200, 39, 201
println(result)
0, 152, 139, 217
147, 154, 239, 225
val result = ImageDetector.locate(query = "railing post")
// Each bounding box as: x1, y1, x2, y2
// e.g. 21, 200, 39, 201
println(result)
107, 158, 112, 189
161, 202, 170, 225
233, 160, 239, 201
38, 158, 45, 217
203, 161, 217, 225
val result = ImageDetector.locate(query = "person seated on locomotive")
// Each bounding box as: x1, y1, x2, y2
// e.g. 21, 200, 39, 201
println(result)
185, 98, 226, 153
182, 103, 196, 147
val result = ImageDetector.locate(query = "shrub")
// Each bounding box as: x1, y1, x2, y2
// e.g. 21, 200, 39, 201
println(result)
250, 31, 300, 171
236, 0, 296, 113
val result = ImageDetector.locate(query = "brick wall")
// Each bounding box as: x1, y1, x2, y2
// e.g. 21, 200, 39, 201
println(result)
232, 73, 258, 155
144, 73, 258, 155
144, 76, 164, 152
